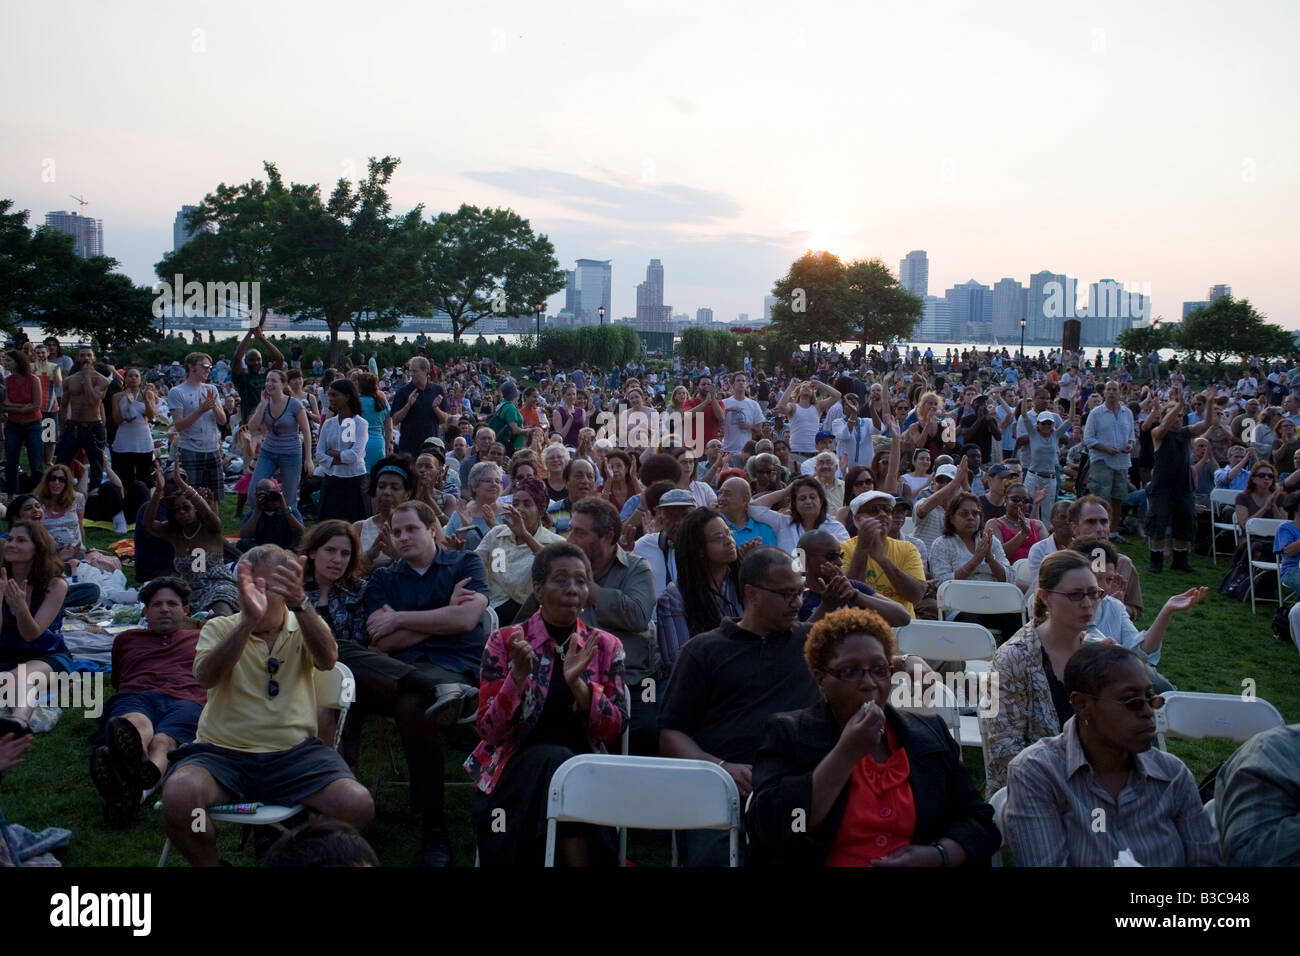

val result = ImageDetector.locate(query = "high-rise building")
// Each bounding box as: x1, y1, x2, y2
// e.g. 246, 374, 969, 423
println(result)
635, 258, 672, 329
917, 296, 951, 341
899, 250, 928, 299
572, 259, 612, 325
44, 210, 103, 258
991, 278, 1027, 341
1087, 280, 1147, 345
1027, 270, 1071, 344
763, 295, 779, 322
564, 270, 578, 316
945, 280, 993, 340
172, 204, 208, 251
697, 307, 714, 325
1208, 284, 1231, 302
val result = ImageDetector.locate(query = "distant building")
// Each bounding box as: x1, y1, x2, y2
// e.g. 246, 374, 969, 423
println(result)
992, 278, 1027, 342
917, 296, 952, 341
763, 295, 779, 322
635, 259, 672, 330
696, 307, 714, 325
1208, 284, 1231, 302
172, 205, 209, 251
899, 250, 929, 299
1027, 270, 1071, 345
1087, 279, 1147, 345
44, 210, 103, 258
573, 258, 612, 326
945, 280, 993, 340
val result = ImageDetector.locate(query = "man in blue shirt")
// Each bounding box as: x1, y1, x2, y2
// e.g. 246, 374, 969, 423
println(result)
716, 476, 777, 549
364, 500, 488, 866
391, 357, 446, 459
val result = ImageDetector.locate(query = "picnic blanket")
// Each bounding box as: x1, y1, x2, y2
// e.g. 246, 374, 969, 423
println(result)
0, 808, 70, 866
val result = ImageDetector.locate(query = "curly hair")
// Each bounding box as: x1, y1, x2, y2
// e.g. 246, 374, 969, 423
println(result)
805, 607, 897, 673
35, 463, 77, 511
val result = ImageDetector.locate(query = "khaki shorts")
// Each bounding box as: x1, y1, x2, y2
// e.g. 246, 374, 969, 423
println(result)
1088, 460, 1128, 500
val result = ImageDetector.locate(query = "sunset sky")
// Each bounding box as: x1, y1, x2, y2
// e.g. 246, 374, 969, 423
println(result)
3, 0, 1297, 329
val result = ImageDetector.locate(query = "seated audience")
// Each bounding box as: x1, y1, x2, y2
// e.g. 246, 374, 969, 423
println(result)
466, 542, 628, 866
842, 491, 926, 617
747, 607, 1000, 867
142, 461, 236, 617
631, 484, 695, 595
655, 508, 743, 678
986, 482, 1048, 564
355, 455, 415, 574
929, 491, 1019, 637
237, 478, 303, 552
0, 521, 70, 737
445, 461, 505, 551
797, 529, 911, 627
91, 576, 203, 826
1214, 723, 1300, 866
1004, 644, 1219, 866
750, 475, 850, 553
475, 475, 565, 623
715, 475, 778, 551
263, 818, 380, 868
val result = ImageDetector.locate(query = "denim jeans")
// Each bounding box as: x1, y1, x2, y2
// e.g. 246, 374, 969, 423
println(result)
5, 420, 44, 495
251, 446, 304, 519
56, 421, 106, 488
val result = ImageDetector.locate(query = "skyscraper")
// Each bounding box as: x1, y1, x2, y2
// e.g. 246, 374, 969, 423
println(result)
172, 205, 207, 251
917, 296, 952, 341
991, 278, 1027, 341
763, 295, 779, 322
635, 258, 671, 329
1027, 270, 1071, 344
945, 280, 994, 341
697, 307, 714, 325
899, 251, 928, 299
44, 210, 103, 258
573, 259, 612, 325
1208, 284, 1231, 302
1087, 280, 1147, 345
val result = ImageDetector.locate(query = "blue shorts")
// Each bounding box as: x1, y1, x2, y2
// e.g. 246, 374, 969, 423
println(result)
99, 692, 202, 747
165, 737, 355, 806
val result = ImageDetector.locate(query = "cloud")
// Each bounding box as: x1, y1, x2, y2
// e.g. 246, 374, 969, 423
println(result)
462, 167, 741, 226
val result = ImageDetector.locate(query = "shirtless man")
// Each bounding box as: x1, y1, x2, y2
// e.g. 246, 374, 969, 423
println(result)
56, 346, 115, 487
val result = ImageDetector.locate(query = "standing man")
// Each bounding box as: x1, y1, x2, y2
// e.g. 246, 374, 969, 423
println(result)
55, 345, 114, 487
1083, 380, 1137, 533
391, 357, 445, 459
721, 373, 763, 456
231, 321, 285, 427
168, 353, 227, 501
33, 342, 62, 469
683, 375, 725, 447
1145, 386, 1212, 573
160, 546, 374, 867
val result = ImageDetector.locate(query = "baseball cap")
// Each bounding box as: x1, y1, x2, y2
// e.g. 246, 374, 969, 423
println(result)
987, 463, 1016, 479
850, 490, 896, 514
815, 430, 835, 443
422, 436, 446, 450
935, 464, 959, 480
657, 488, 696, 509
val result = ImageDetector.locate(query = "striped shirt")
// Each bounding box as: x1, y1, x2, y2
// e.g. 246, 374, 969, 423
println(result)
1004, 716, 1220, 866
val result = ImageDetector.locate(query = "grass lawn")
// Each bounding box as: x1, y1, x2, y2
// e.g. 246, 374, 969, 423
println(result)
4, 510, 1297, 866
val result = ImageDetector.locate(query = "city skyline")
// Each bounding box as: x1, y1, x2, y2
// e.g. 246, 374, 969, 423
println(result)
3, 2, 1297, 331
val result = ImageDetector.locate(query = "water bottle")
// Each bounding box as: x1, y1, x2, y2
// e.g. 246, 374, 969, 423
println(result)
1083, 623, 1105, 645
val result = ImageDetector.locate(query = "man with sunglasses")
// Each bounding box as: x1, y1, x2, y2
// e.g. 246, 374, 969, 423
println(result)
160, 544, 373, 867
659, 546, 822, 865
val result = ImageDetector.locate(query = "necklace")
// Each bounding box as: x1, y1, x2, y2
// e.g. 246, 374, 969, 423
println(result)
554, 631, 575, 661
182, 523, 202, 541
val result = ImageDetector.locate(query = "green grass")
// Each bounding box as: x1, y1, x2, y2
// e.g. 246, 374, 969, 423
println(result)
5, 513, 1297, 866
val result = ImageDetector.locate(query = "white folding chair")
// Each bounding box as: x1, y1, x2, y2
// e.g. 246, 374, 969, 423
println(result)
543, 755, 741, 867
900, 515, 916, 540
158, 662, 355, 866
936, 579, 1027, 637
988, 785, 1008, 867
1154, 690, 1285, 751
1011, 558, 1033, 592
1245, 517, 1286, 614
894, 619, 997, 750
1209, 487, 1240, 565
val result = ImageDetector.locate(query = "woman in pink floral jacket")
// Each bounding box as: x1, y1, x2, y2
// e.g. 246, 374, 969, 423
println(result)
465, 541, 627, 866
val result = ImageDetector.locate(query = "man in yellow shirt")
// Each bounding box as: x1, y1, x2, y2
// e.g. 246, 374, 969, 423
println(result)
160, 544, 373, 866
842, 491, 925, 617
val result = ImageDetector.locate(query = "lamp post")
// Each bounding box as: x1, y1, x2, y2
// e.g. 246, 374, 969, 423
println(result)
598, 306, 605, 326
535, 303, 544, 338
1019, 318, 1026, 360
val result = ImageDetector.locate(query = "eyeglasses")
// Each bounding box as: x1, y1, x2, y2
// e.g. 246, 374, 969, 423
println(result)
1081, 692, 1165, 713
47, 474, 66, 483
824, 663, 892, 682
1007, 495, 1031, 504
852, 478, 873, 488
751, 584, 804, 604
1048, 588, 1106, 603
267, 657, 282, 698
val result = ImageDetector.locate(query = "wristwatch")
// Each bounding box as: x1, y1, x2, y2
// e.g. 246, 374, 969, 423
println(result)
293, 596, 313, 614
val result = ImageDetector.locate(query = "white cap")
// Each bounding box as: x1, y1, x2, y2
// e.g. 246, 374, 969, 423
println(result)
850, 490, 896, 513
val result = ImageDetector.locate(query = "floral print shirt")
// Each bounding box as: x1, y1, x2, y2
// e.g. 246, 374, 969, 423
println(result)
979, 622, 1061, 797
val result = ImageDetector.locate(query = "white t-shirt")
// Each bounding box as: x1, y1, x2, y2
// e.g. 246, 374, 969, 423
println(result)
721, 396, 762, 452
167, 382, 221, 452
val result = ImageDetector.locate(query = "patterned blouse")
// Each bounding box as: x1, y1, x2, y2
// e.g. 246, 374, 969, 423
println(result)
465, 612, 627, 794
304, 580, 368, 646
979, 622, 1062, 797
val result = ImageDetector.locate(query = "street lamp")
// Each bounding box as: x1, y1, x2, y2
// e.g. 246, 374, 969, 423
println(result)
535, 303, 544, 338
598, 306, 606, 326
1019, 318, 1026, 359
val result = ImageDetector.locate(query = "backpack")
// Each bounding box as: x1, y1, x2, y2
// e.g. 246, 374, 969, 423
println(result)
485, 401, 515, 446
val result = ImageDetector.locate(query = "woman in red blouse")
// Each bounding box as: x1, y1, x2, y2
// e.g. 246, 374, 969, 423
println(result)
747, 607, 1000, 867
600, 449, 640, 514
3, 349, 45, 497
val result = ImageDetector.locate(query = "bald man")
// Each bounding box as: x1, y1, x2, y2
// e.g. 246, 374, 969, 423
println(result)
715, 476, 777, 550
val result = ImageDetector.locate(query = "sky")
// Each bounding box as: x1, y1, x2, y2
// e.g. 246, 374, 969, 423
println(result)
3, 0, 1298, 330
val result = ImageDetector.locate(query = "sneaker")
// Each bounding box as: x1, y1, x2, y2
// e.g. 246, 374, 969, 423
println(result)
426, 683, 479, 727
108, 716, 161, 791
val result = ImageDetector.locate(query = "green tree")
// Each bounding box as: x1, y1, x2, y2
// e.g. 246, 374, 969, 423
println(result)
845, 257, 922, 350
769, 251, 853, 356
272, 157, 425, 364
1115, 323, 1172, 360
1175, 296, 1288, 367
416, 204, 566, 343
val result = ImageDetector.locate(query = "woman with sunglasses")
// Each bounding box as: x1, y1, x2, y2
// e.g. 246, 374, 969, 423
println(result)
1235, 460, 1285, 535
981, 550, 1102, 796
1002, 643, 1218, 866
33, 463, 85, 562
747, 607, 999, 867
986, 482, 1048, 564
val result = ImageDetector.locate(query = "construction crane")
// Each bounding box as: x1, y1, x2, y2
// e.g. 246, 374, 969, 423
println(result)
69, 194, 88, 214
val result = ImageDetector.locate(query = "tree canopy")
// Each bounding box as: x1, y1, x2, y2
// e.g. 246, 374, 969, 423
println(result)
1174, 296, 1293, 366
770, 251, 918, 356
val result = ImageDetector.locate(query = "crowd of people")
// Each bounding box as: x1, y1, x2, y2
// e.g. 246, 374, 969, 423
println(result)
1, 327, 1298, 868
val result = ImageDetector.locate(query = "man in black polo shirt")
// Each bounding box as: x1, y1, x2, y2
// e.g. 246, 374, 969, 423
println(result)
659, 547, 821, 865
363, 500, 488, 866
391, 357, 446, 458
